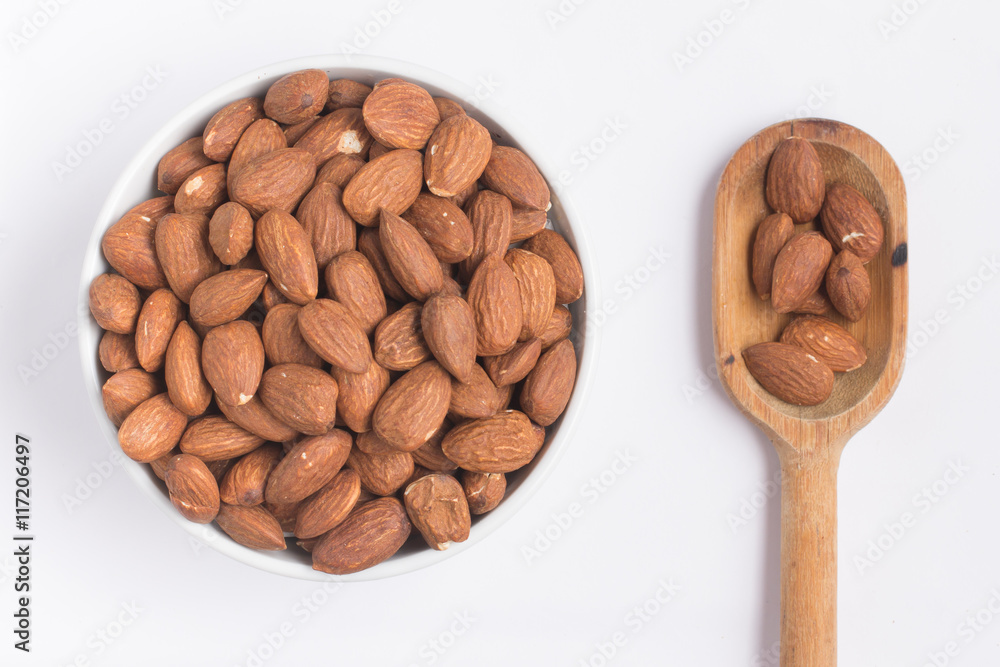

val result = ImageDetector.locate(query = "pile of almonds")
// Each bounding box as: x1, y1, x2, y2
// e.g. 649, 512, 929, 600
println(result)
90, 69, 583, 574
743, 136, 881, 406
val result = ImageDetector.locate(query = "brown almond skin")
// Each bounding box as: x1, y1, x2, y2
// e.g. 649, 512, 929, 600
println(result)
404, 473, 471, 550
743, 342, 835, 406
227, 118, 287, 194
362, 80, 440, 150
793, 289, 834, 316
118, 393, 189, 463
189, 269, 268, 327
297, 182, 356, 270
203, 97, 265, 162
355, 430, 403, 456
101, 212, 168, 291
826, 250, 872, 321
424, 114, 492, 198
298, 299, 373, 374
402, 193, 474, 263
208, 202, 254, 265
150, 449, 178, 481
421, 295, 476, 383
201, 320, 265, 407
155, 212, 221, 303
357, 226, 410, 302
136, 289, 186, 372
412, 421, 458, 472
264, 499, 301, 533
101, 367, 161, 426
347, 447, 415, 496
373, 302, 431, 371
483, 338, 542, 387
178, 415, 265, 461
820, 183, 885, 263
379, 209, 444, 301
259, 363, 339, 435
99, 331, 140, 372
482, 145, 550, 212
232, 148, 317, 218
462, 471, 506, 515
263, 69, 329, 124
441, 410, 544, 474
89, 273, 141, 334
312, 497, 411, 574
294, 107, 373, 166
266, 429, 353, 504
331, 361, 391, 434
505, 248, 557, 340
294, 469, 362, 539
165, 454, 221, 523
216, 394, 298, 443
521, 230, 584, 305
219, 443, 283, 506
164, 321, 212, 417
157, 137, 213, 195
173, 163, 228, 216
283, 117, 320, 147
127, 195, 174, 222
770, 231, 834, 314
255, 209, 319, 305
324, 250, 387, 336
433, 96, 465, 120
372, 361, 452, 452
327, 79, 372, 110
781, 315, 867, 372
448, 363, 501, 420
752, 212, 795, 299
467, 255, 523, 356
766, 137, 826, 223
216, 504, 287, 551
539, 305, 572, 350
520, 339, 577, 427
261, 303, 322, 368
460, 190, 513, 281
315, 153, 366, 189
510, 208, 547, 243
342, 149, 424, 225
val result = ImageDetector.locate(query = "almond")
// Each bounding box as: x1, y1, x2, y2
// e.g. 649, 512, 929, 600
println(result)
311, 497, 411, 574
379, 209, 444, 301
342, 149, 423, 225
261, 303, 322, 368
315, 153, 366, 189
266, 500, 302, 533
178, 415, 265, 461
793, 289, 834, 316
362, 79, 440, 150
433, 96, 465, 120
266, 429, 353, 504
157, 137, 213, 195
284, 117, 320, 146
826, 250, 871, 321
118, 393, 188, 462
127, 195, 174, 222
101, 212, 168, 291
520, 338, 577, 426
538, 305, 572, 350
411, 421, 457, 472
347, 447, 415, 496
421, 295, 476, 383
227, 118, 287, 194
752, 212, 795, 299
331, 360, 391, 434
372, 361, 451, 452
504, 248, 557, 340
174, 163, 228, 216
164, 321, 213, 417
467, 255, 522, 356
770, 231, 834, 314
780, 314, 867, 372
294, 107, 372, 165
208, 202, 254, 265
510, 208, 547, 243
483, 338, 542, 387
459, 190, 513, 282
155, 212, 221, 303
259, 363, 339, 435
263, 69, 329, 124
358, 226, 409, 302
327, 79, 372, 110
296, 182, 356, 270
401, 193, 474, 263
232, 148, 316, 217
201, 320, 265, 407
481, 145, 550, 212
216, 394, 298, 443
743, 342, 835, 406
255, 209, 319, 305
294, 469, 362, 539
99, 331, 140, 372
164, 454, 220, 523
218, 443, 282, 506
101, 367, 161, 426
216, 503, 287, 551
373, 302, 431, 371
136, 288, 186, 372
189, 269, 268, 327
424, 114, 492, 197
461, 471, 506, 515
298, 298, 373, 373
404, 473, 470, 550
520, 230, 583, 305
440, 410, 545, 474
203, 97, 265, 162
820, 183, 884, 263
324, 250, 386, 336
448, 363, 501, 419
89, 273, 141, 334
766, 136, 825, 223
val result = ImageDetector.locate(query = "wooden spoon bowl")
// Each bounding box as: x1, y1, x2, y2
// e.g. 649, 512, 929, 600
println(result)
713, 119, 907, 666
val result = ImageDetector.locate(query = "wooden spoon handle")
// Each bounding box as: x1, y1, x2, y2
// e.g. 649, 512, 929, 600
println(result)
779, 447, 841, 667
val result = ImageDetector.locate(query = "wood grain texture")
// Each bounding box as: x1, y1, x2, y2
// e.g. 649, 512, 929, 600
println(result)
713, 119, 908, 667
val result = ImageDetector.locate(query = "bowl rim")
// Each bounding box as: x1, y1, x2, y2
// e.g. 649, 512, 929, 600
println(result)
78, 54, 601, 581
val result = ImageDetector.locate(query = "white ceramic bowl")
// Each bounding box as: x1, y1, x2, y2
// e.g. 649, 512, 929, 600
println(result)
78, 55, 599, 581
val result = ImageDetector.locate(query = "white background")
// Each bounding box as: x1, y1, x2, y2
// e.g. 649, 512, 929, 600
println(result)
2, 0, 999, 665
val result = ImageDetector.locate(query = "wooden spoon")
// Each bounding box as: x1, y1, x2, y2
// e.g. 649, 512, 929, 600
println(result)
713, 118, 908, 666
